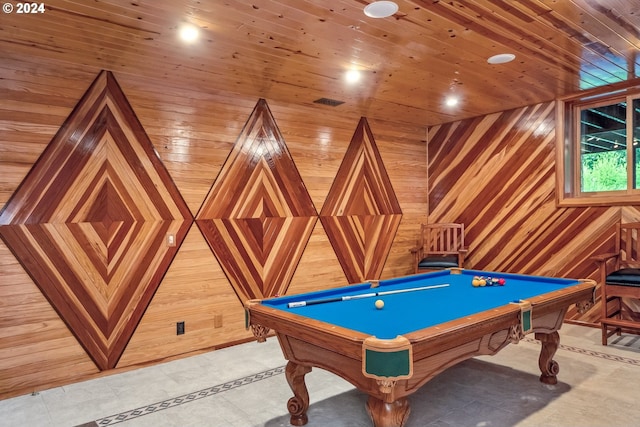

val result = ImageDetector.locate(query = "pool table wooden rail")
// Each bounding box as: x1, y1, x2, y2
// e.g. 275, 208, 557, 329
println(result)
244, 278, 595, 427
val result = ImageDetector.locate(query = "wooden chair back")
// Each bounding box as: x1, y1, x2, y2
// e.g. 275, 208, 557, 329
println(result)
616, 222, 640, 268
412, 223, 467, 273
421, 223, 465, 256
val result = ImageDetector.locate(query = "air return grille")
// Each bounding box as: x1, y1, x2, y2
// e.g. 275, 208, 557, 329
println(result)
313, 97, 345, 107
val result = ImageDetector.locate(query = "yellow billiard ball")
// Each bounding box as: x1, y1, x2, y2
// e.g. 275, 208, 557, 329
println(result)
375, 299, 384, 309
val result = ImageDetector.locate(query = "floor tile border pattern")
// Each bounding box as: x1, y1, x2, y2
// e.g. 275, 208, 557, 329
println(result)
83, 339, 639, 426
523, 336, 640, 365
91, 366, 285, 426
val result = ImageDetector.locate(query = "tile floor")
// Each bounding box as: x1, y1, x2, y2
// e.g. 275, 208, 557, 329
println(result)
1, 324, 639, 427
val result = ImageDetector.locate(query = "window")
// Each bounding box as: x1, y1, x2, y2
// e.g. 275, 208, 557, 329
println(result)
556, 83, 640, 206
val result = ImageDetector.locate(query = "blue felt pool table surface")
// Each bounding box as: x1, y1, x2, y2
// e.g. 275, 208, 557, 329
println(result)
261, 269, 584, 340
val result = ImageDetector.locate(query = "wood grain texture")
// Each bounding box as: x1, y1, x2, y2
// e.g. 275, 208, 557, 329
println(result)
0, 50, 414, 402
195, 99, 318, 302
320, 117, 402, 284
0, 71, 193, 370
0, 242, 100, 395
427, 102, 634, 324
2, 0, 640, 401
1, 1, 638, 128
0, 59, 427, 399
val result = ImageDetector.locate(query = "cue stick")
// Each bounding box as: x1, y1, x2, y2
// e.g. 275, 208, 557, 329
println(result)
286, 283, 449, 308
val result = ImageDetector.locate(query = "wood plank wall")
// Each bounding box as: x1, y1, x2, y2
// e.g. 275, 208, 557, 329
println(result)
0, 55, 428, 399
427, 102, 640, 323
4, 53, 636, 400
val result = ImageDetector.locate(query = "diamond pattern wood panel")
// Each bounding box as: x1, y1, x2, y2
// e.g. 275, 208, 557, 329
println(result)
0, 71, 193, 370
320, 117, 402, 284
195, 99, 317, 302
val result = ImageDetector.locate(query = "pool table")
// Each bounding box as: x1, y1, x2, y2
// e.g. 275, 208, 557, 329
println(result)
244, 268, 595, 427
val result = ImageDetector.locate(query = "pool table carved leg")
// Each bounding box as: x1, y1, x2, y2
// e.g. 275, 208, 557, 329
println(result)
366, 396, 410, 427
535, 331, 560, 385
285, 361, 312, 426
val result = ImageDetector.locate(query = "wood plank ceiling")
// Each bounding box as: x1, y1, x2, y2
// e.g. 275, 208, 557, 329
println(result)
1, 0, 639, 127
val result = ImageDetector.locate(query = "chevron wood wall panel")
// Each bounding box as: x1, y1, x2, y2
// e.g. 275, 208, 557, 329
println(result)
195, 99, 317, 302
427, 101, 627, 324
320, 117, 402, 284
0, 71, 193, 370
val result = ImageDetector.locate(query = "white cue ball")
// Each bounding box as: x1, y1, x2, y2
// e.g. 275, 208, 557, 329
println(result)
375, 299, 384, 309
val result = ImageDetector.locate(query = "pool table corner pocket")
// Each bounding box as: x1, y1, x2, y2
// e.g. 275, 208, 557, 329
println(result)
362, 335, 413, 396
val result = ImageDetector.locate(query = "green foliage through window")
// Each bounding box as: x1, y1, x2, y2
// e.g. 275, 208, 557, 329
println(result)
581, 150, 627, 192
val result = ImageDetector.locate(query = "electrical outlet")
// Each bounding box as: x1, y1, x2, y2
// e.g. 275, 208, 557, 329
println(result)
166, 233, 176, 247
176, 321, 185, 335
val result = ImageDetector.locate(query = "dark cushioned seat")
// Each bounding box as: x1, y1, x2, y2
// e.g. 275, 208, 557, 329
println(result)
418, 255, 459, 269
605, 268, 640, 286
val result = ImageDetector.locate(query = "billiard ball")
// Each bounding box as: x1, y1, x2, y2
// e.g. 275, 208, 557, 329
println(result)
375, 299, 384, 309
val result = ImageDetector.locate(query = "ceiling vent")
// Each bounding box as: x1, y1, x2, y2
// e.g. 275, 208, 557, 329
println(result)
313, 97, 345, 107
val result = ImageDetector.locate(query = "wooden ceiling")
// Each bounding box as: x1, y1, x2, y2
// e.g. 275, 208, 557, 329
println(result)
1, 0, 639, 127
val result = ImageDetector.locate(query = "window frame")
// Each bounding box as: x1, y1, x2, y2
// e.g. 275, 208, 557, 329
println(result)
556, 80, 640, 207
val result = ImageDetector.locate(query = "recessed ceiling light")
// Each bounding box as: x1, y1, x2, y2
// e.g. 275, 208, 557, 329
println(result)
364, 1, 398, 18
345, 69, 361, 83
179, 24, 199, 43
487, 53, 515, 64
445, 96, 459, 107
